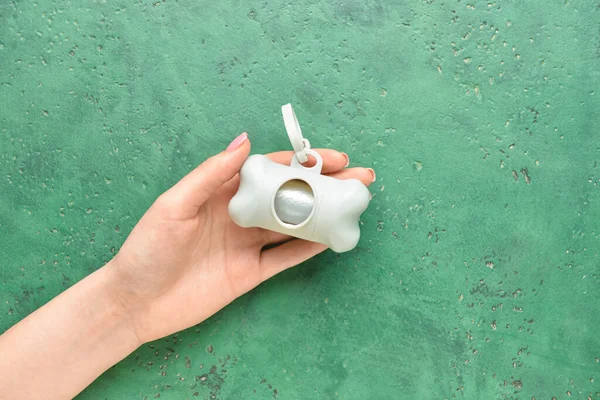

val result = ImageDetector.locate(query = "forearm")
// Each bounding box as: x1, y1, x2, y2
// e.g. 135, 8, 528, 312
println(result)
0, 263, 141, 400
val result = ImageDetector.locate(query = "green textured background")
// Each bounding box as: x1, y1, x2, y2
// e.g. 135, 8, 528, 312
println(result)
1, 0, 599, 399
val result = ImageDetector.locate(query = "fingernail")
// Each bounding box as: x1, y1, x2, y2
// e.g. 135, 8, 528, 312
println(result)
342, 152, 350, 167
367, 168, 376, 182
226, 132, 248, 152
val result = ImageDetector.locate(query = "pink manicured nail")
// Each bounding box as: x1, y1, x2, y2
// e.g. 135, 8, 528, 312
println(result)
367, 168, 376, 182
226, 132, 248, 152
342, 152, 350, 167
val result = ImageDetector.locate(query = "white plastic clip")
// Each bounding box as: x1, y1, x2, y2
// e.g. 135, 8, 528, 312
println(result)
281, 103, 310, 164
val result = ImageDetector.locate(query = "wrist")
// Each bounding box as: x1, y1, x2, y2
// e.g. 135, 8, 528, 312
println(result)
95, 262, 145, 349
0, 261, 143, 399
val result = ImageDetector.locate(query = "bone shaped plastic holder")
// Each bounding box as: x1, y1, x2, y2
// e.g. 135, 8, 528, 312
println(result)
228, 104, 371, 253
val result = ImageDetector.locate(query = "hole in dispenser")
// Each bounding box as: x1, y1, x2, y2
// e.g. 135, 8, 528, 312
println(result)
301, 154, 318, 168
273, 179, 315, 227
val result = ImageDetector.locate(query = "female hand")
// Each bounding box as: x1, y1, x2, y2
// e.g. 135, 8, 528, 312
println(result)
0, 132, 375, 399
108, 132, 376, 344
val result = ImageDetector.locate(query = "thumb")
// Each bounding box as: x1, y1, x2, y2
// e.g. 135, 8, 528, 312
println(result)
158, 132, 251, 218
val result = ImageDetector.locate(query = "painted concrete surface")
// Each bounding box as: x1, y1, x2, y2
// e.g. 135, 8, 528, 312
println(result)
1, 0, 599, 399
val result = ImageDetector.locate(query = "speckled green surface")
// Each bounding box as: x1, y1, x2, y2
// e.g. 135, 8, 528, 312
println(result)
1, 1, 600, 399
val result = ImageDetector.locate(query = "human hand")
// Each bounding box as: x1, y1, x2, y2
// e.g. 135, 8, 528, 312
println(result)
108, 132, 376, 344
0, 132, 375, 399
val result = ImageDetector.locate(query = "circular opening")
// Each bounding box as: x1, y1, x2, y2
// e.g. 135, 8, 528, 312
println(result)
301, 154, 318, 168
273, 179, 315, 227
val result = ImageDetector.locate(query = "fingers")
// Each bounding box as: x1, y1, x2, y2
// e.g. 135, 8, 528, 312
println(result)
326, 167, 376, 187
266, 150, 376, 187
157, 133, 251, 219
259, 239, 328, 281
267, 149, 349, 174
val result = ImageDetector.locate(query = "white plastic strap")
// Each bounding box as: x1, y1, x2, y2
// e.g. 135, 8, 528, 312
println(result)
289, 148, 323, 174
281, 103, 310, 163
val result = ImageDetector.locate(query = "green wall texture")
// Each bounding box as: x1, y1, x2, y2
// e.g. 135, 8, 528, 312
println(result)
1, 0, 600, 399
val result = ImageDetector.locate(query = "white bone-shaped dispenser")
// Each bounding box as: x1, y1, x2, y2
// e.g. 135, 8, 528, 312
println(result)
228, 104, 371, 253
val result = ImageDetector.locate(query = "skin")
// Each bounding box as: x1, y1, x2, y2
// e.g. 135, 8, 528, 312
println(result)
0, 133, 375, 399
